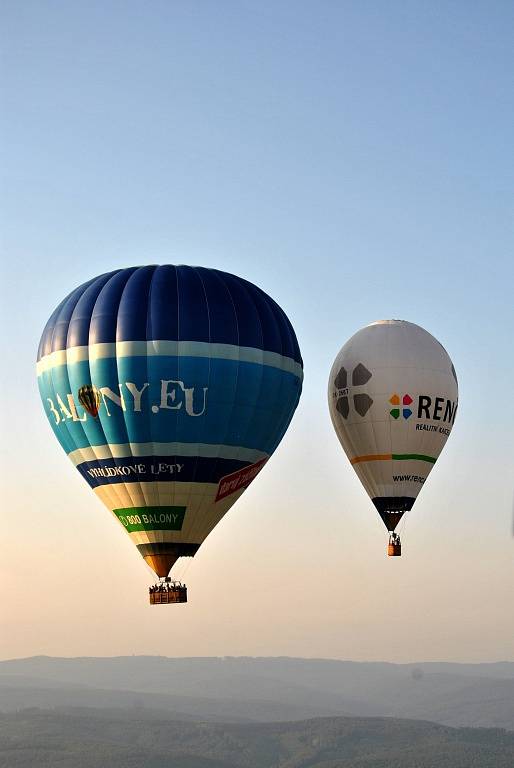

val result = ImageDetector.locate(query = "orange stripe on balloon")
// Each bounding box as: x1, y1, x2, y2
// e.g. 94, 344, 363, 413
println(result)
350, 454, 393, 464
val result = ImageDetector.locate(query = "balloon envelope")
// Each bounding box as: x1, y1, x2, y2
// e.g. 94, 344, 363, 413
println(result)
328, 320, 457, 532
37, 266, 303, 577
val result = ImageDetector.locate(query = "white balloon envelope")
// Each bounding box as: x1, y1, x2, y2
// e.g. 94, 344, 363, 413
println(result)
328, 320, 458, 555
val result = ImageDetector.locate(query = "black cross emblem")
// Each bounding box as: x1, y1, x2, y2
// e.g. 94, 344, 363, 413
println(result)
334, 363, 373, 419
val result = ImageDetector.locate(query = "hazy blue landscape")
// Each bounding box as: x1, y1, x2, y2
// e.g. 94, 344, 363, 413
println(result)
1, 656, 513, 729
1, 657, 514, 766
2, 707, 514, 768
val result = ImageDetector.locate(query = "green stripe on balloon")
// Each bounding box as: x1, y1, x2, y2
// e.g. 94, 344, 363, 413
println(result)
392, 454, 437, 464
113, 507, 186, 533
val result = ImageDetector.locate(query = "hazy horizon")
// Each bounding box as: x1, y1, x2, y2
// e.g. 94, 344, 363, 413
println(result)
2, 652, 514, 665
2, 655, 514, 736
1, 1, 513, 664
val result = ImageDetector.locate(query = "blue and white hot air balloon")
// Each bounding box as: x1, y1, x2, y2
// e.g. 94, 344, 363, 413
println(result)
37, 266, 303, 601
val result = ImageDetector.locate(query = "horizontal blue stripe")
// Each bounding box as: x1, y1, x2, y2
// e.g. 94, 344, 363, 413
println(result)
77, 455, 251, 489
38, 355, 301, 455
37, 266, 302, 366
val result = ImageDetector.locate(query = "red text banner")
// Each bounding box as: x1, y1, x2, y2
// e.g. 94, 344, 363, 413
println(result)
215, 458, 268, 502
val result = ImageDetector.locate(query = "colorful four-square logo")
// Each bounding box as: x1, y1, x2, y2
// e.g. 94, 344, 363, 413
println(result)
390, 394, 413, 419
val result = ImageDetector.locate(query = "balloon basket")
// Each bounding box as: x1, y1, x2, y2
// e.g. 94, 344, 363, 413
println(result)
387, 534, 402, 557
149, 579, 187, 604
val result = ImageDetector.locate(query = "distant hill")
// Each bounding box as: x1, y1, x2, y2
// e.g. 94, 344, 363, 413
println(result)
1, 708, 514, 768
1, 656, 513, 731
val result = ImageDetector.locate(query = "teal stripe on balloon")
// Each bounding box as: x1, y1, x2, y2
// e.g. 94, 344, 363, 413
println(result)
38, 355, 301, 456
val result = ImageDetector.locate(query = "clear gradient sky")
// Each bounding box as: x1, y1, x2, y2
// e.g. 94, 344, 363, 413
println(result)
1, 1, 513, 662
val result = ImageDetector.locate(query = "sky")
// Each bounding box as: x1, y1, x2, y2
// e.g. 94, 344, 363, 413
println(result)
1, 1, 513, 663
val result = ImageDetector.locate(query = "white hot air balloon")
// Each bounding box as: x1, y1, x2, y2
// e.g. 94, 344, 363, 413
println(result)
328, 320, 458, 556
